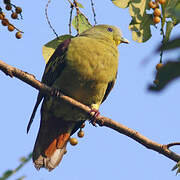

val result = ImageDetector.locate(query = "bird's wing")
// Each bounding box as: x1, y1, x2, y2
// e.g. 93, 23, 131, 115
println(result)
27, 38, 71, 133
41, 38, 71, 86
101, 73, 117, 104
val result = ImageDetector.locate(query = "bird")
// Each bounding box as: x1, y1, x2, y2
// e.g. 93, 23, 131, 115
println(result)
27, 24, 129, 171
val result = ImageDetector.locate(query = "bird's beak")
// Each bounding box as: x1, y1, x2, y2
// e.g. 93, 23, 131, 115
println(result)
120, 37, 129, 44
115, 37, 129, 46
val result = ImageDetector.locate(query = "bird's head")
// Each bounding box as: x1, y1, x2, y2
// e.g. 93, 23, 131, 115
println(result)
80, 24, 129, 46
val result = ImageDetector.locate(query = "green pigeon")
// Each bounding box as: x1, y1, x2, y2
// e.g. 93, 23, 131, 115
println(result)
27, 24, 129, 171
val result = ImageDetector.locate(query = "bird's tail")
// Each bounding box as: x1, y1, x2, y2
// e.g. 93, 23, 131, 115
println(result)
32, 112, 73, 171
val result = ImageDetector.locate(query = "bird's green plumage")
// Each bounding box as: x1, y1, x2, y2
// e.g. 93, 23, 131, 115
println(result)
29, 24, 128, 170
42, 25, 121, 121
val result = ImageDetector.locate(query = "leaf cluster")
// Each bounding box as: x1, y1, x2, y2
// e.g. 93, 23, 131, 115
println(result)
0, 153, 32, 180
111, 0, 180, 42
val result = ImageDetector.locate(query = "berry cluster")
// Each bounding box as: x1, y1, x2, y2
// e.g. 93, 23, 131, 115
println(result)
0, 0, 23, 39
148, 0, 166, 24
69, 123, 85, 146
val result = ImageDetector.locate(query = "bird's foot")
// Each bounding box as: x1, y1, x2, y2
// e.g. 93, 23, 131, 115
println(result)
51, 88, 61, 97
89, 109, 100, 127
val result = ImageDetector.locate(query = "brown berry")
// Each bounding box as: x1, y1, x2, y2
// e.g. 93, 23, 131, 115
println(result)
154, 8, 161, 16
0, 12, 5, 17
5, 4, 12, 11
159, 0, 166, 4
153, 16, 161, 24
81, 123, 85, 128
156, 63, 163, 71
15, 32, 22, 39
153, 79, 159, 85
3, 0, 11, 4
15, 7, 22, 14
8, 24, 14, 32
69, 138, 78, 146
1, 18, 9, 26
0, 13, 5, 20
11, 12, 18, 19
78, 130, 84, 138
148, 1, 158, 9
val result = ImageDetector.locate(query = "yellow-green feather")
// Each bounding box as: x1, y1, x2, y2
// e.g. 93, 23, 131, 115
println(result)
45, 26, 120, 120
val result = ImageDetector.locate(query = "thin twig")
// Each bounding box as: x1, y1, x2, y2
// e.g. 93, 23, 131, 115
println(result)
167, 142, 180, 149
10, 23, 24, 33
67, 0, 74, 7
67, 0, 80, 35
90, 0, 97, 25
69, 4, 74, 35
1, 59, 180, 163
67, 0, 92, 34
79, 11, 92, 27
45, 0, 59, 38
10, 3, 23, 19
160, 27, 165, 63
1, 4, 24, 33
73, 0, 80, 35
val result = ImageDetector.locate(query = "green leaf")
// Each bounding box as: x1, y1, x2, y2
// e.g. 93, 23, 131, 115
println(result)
111, 0, 130, 8
28, 153, 32, 159
149, 61, 180, 91
129, 14, 153, 42
129, 0, 149, 22
174, 3, 180, 20
172, 161, 180, 171
72, 12, 92, 34
163, 0, 180, 25
76, 2, 84, 8
165, 21, 174, 42
19, 157, 27, 163
128, 0, 154, 42
42, 35, 73, 64
165, 0, 180, 17
172, 161, 180, 175
111, 0, 155, 42
0, 170, 14, 180
171, 2, 180, 24
157, 36, 180, 51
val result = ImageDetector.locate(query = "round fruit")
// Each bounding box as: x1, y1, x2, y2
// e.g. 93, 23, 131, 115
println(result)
1, 18, 9, 26
159, 0, 166, 4
153, 16, 161, 24
153, 79, 159, 85
148, 1, 158, 9
81, 123, 85, 128
156, 63, 163, 70
15, 32, 22, 39
154, 8, 161, 16
8, 24, 14, 31
0, 12, 5, 18
3, 0, 11, 4
0, 13, 4, 20
78, 130, 84, 138
11, 12, 18, 19
15, 7, 22, 14
5, 4, 12, 11
69, 137, 78, 146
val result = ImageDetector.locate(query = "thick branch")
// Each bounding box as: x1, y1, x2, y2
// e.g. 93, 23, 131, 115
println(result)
0, 60, 180, 163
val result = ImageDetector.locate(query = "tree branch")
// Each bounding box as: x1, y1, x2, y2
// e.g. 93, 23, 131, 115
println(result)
0, 60, 180, 163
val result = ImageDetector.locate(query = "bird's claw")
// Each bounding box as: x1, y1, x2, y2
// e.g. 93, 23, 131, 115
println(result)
51, 88, 61, 97
89, 109, 100, 127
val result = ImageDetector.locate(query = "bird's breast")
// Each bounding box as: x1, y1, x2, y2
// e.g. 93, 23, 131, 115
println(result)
53, 37, 119, 106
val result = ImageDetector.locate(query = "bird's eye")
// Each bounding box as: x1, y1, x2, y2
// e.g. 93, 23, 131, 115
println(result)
107, 27, 113, 32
